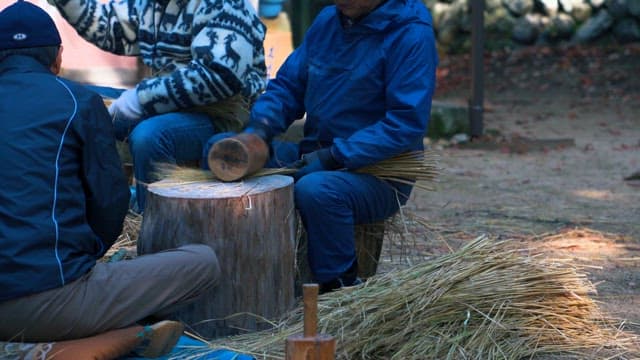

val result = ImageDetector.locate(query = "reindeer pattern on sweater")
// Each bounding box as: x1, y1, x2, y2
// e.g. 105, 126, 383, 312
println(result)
52, 0, 267, 115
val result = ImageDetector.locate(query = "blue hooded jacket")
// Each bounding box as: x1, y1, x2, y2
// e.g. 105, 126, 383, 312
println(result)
0, 55, 130, 301
250, 0, 438, 169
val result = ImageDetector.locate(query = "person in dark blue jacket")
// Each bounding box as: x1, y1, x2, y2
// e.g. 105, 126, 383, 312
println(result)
0, 1, 221, 357
204, 0, 438, 293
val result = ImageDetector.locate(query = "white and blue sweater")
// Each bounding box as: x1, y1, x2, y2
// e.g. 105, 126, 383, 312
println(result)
52, 0, 267, 115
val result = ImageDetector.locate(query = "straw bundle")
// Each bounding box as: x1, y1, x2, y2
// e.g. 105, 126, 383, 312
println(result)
195, 236, 637, 360
103, 94, 249, 132
186, 94, 251, 133
154, 150, 440, 192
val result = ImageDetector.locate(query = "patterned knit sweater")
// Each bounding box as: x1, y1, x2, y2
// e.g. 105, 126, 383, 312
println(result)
51, 0, 267, 116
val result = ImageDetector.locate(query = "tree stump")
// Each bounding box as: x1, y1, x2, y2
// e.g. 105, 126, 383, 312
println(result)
137, 175, 296, 338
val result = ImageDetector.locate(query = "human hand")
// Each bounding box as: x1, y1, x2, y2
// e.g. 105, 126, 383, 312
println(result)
290, 148, 342, 181
108, 88, 143, 122
244, 119, 274, 144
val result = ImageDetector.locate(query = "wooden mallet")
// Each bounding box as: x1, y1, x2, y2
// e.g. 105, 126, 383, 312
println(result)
285, 284, 336, 360
207, 133, 269, 182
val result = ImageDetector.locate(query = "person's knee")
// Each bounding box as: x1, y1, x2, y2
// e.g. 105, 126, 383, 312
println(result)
294, 173, 338, 209
178, 244, 221, 289
128, 121, 173, 160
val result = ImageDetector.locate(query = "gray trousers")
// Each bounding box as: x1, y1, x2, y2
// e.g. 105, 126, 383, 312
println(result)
0, 244, 220, 342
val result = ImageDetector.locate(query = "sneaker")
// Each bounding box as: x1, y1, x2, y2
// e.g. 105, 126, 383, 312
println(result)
319, 276, 363, 294
134, 320, 184, 358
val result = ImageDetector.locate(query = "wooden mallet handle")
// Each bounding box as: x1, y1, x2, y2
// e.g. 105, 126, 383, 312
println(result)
303, 284, 318, 337
285, 284, 335, 360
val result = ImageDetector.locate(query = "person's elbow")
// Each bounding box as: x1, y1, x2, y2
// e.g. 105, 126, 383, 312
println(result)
88, 187, 129, 243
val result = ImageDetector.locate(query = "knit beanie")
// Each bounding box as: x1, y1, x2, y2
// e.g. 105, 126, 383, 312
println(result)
0, 0, 62, 50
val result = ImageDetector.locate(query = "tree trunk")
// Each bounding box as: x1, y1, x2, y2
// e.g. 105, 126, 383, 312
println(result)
138, 175, 296, 338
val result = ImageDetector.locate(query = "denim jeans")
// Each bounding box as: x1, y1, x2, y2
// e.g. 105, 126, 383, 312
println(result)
87, 85, 216, 211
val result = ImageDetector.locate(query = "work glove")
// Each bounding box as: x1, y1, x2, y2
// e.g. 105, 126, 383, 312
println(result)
108, 88, 144, 122
244, 119, 274, 145
290, 148, 342, 182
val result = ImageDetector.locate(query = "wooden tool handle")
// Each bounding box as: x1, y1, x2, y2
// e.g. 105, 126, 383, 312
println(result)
286, 283, 335, 360
303, 284, 318, 337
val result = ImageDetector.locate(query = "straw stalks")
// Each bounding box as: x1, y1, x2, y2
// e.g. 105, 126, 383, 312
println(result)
186, 94, 251, 133
105, 94, 250, 133
105, 212, 638, 359
189, 236, 638, 360
101, 211, 141, 262
154, 150, 440, 192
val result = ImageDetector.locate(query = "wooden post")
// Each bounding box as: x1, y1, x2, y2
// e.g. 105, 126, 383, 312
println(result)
285, 284, 336, 360
354, 221, 386, 279
137, 175, 296, 338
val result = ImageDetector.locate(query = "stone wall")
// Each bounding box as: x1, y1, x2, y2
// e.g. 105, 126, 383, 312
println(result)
425, 0, 640, 52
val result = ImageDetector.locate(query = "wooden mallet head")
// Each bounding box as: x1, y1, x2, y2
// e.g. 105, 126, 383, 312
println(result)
207, 133, 269, 182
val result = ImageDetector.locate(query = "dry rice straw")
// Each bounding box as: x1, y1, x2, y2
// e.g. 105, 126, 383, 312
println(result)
174, 236, 638, 360
102, 211, 141, 262
154, 150, 440, 193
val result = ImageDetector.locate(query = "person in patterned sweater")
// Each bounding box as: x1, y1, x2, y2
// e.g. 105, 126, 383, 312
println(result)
49, 0, 268, 211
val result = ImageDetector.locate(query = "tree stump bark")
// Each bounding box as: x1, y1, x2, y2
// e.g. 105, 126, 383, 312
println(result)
137, 175, 296, 338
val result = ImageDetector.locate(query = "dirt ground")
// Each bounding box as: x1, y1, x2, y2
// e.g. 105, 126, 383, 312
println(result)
398, 42, 640, 339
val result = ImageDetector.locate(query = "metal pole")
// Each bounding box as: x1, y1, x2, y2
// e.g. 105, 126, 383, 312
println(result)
469, 0, 485, 138
290, 0, 312, 48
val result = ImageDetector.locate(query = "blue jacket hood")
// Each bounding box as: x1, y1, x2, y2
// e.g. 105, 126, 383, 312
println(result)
334, 0, 433, 34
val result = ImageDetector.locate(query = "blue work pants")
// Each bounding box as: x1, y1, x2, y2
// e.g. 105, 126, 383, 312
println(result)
203, 133, 411, 283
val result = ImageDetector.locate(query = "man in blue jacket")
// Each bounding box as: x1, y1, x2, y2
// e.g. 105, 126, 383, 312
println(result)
0, 1, 220, 357
205, 0, 438, 293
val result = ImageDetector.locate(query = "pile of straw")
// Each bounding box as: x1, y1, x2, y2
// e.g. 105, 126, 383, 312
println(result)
155, 150, 440, 192
193, 236, 637, 359
102, 211, 142, 262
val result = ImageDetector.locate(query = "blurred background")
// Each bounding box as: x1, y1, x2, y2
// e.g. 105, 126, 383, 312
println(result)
1, 0, 637, 89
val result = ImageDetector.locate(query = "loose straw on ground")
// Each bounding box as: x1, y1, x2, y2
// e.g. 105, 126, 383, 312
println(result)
154, 150, 440, 192
175, 236, 638, 360
102, 211, 142, 262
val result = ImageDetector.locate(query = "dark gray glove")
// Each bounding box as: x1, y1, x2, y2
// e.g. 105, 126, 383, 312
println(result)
290, 148, 342, 181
